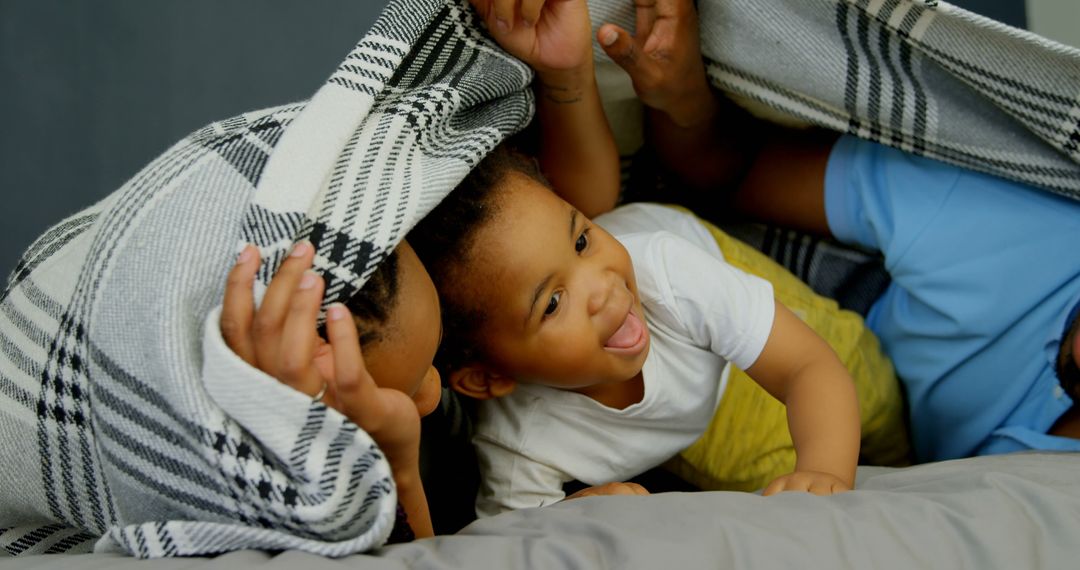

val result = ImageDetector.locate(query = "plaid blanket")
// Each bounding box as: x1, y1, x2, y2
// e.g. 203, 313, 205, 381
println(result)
685, 0, 1080, 198
2, 0, 1078, 559
0, 0, 531, 558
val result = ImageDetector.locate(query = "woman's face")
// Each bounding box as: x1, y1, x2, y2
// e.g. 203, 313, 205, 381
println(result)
361, 241, 443, 416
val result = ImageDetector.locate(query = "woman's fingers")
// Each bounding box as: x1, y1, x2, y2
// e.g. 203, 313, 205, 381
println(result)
221, 244, 260, 365
324, 303, 377, 419
520, 0, 546, 26
253, 241, 314, 363
468, 0, 491, 21
491, 0, 517, 32
276, 269, 328, 396
325, 304, 424, 459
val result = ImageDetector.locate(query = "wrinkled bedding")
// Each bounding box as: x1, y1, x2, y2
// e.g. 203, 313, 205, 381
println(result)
8, 453, 1079, 569
5, 0, 1080, 564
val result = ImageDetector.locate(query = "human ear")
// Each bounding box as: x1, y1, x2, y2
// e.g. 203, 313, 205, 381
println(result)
448, 365, 516, 400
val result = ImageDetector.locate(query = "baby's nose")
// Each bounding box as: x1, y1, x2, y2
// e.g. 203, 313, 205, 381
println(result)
586, 273, 616, 315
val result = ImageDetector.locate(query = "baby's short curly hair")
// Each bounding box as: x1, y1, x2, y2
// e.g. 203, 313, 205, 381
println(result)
409, 144, 548, 376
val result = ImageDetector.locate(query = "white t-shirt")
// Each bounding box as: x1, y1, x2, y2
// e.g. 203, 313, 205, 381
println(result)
474, 204, 776, 517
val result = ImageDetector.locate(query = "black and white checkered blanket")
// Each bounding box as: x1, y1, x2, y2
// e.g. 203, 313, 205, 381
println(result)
0, 0, 530, 558
2, 0, 1078, 559
689, 0, 1080, 198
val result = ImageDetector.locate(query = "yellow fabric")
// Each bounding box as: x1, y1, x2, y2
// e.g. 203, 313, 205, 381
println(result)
663, 211, 911, 492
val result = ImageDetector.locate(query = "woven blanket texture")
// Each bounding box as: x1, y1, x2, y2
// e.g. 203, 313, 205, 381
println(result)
2, 0, 1078, 559
0, 0, 531, 557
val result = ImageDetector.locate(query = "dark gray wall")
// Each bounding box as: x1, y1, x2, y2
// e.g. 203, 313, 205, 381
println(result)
0, 0, 389, 282
0, 0, 1025, 281
952, 0, 1026, 28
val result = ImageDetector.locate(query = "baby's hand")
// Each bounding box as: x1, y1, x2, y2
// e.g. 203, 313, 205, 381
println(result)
762, 471, 852, 496
564, 481, 650, 501
469, 0, 594, 75
597, 0, 715, 127
221, 243, 422, 467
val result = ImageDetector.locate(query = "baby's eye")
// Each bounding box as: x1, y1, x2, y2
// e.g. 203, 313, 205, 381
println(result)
575, 230, 589, 253
544, 291, 562, 316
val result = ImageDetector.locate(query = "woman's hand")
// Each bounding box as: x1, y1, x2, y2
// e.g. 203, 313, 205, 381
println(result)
597, 0, 717, 127
469, 0, 594, 75
222, 242, 327, 398
221, 243, 421, 467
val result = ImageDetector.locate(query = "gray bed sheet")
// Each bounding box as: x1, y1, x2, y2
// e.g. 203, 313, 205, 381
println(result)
5, 452, 1078, 569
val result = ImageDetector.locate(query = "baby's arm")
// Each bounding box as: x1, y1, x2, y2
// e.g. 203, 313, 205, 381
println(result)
474, 432, 649, 516
222, 243, 433, 537
470, 0, 620, 217
473, 433, 569, 516
597, 0, 750, 191
744, 300, 860, 494
599, 0, 836, 235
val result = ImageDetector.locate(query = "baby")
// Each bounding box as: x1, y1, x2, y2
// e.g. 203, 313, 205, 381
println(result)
406, 0, 863, 516
411, 146, 861, 515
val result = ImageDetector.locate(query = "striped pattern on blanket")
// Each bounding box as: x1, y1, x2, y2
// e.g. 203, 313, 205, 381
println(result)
2, 0, 1078, 559
1, 0, 530, 558
686, 0, 1080, 197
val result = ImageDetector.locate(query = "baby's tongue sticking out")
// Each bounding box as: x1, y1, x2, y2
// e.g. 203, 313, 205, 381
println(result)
605, 311, 643, 349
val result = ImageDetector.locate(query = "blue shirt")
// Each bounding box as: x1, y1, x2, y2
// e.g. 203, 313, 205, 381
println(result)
824, 135, 1080, 461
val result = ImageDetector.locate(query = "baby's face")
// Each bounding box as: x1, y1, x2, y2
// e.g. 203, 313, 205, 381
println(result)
362, 241, 442, 416
464, 173, 650, 391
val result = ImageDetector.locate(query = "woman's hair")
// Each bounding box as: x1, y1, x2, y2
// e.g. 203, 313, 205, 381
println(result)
410, 144, 548, 374
342, 248, 399, 347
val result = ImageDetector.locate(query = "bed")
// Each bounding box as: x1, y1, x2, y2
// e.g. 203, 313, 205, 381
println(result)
9, 454, 1080, 568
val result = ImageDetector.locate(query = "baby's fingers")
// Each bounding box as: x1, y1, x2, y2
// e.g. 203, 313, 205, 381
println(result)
221, 244, 260, 365
761, 476, 789, 497
634, 0, 658, 39
763, 472, 851, 496
610, 482, 650, 496
762, 474, 812, 496
811, 478, 851, 496
599, 24, 663, 90
598, 23, 635, 64
565, 481, 650, 500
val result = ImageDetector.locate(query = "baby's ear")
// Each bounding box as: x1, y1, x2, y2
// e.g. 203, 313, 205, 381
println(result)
448, 365, 516, 400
